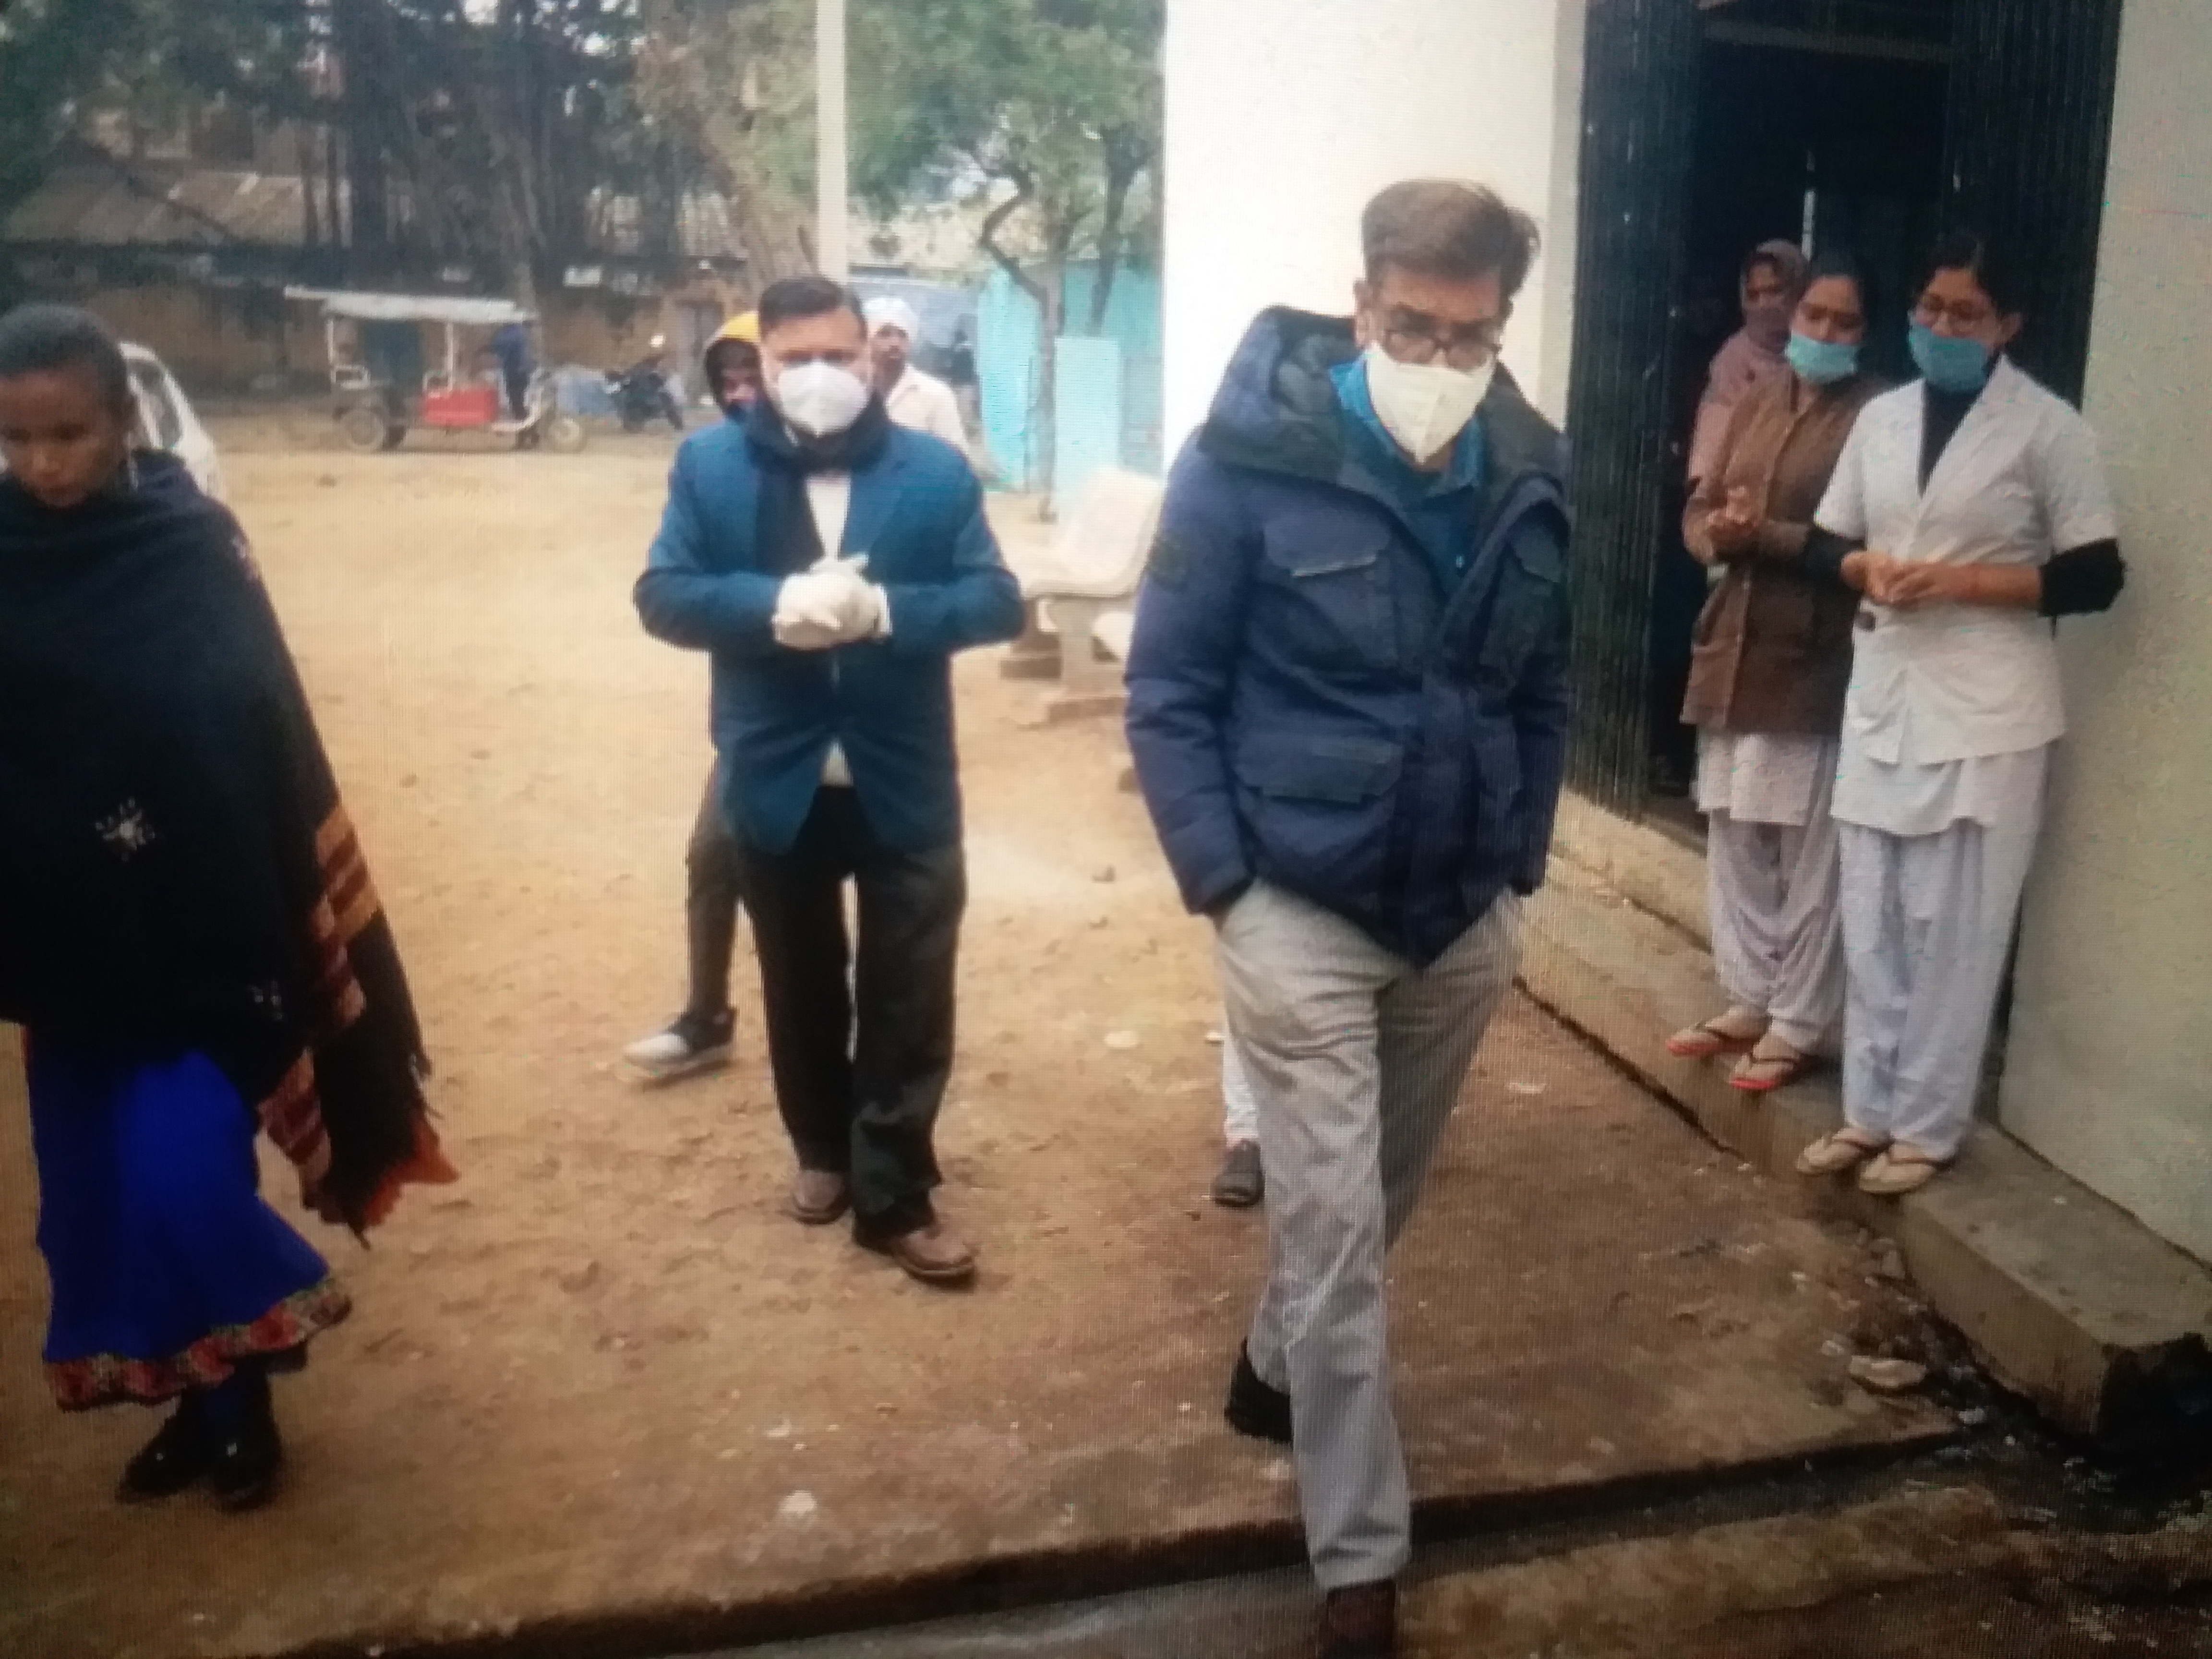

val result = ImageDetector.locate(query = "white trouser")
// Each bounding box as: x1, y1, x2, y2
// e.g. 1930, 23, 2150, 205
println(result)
1221, 1022, 1258, 1144
1215, 882, 1523, 1590
1706, 798, 1844, 1054
1837, 817, 2040, 1161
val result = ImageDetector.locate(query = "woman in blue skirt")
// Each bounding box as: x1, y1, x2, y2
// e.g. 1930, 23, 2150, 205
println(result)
0, 305, 456, 1510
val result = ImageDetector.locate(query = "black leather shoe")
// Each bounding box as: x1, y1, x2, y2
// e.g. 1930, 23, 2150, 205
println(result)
118, 1396, 212, 1503
1318, 1580, 1398, 1659
1225, 1343, 1293, 1444
207, 1372, 284, 1513
1211, 1141, 1264, 1208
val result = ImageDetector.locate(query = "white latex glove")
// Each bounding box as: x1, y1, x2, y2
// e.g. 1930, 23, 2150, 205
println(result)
773, 555, 888, 649
772, 571, 853, 649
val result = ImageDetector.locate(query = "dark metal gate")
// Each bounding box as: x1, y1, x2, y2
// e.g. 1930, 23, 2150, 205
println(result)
1940, 0, 2126, 403
1561, 0, 1703, 814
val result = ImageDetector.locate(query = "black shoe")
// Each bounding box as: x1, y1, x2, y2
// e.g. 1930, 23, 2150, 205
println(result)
1211, 1141, 1264, 1208
1225, 1343, 1293, 1444
1318, 1580, 1398, 1659
206, 1371, 284, 1513
622, 1009, 736, 1082
118, 1395, 213, 1503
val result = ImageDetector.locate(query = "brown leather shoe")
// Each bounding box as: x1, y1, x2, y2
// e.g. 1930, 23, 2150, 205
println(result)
865, 1219, 977, 1286
1318, 1580, 1397, 1659
787, 1169, 850, 1226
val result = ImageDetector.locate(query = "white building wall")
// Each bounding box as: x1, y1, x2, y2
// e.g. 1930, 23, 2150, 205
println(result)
2000, 0, 2212, 1262
1162, 0, 1586, 458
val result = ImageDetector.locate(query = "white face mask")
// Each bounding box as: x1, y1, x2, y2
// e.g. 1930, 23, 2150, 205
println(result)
1362, 346, 1494, 464
775, 361, 871, 438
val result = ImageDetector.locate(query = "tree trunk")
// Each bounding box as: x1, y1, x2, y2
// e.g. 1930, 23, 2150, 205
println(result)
1088, 144, 1142, 335
636, 0, 815, 289
332, 0, 389, 268
325, 120, 346, 252
298, 123, 323, 250
1035, 228, 1074, 515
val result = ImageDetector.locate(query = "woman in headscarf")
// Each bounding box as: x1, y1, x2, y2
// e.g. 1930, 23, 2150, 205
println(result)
1667, 249, 1887, 1091
1688, 239, 1812, 489
0, 304, 455, 1510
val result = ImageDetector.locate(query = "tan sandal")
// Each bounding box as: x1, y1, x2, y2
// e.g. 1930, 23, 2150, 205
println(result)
1858, 1146, 1953, 1197
1667, 1009, 1767, 1059
1731, 1037, 1814, 1094
1796, 1128, 1889, 1177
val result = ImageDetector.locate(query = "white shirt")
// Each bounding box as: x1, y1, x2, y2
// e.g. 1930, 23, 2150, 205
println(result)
805, 472, 856, 788
1814, 358, 2117, 769
883, 366, 971, 460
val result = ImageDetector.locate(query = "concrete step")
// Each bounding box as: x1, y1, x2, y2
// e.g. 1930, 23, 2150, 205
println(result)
1519, 860, 2212, 1450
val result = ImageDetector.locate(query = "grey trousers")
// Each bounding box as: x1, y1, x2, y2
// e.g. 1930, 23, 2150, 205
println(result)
1220, 1019, 1259, 1144
1215, 882, 1524, 1589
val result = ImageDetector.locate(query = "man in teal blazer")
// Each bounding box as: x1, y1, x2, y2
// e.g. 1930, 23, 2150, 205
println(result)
636, 275, 1022, 1285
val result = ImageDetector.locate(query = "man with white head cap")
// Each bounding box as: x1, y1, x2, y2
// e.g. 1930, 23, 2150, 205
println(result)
865, 296, 972, 461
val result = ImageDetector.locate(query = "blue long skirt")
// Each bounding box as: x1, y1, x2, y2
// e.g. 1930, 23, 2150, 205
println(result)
26, 1036, 350, 1410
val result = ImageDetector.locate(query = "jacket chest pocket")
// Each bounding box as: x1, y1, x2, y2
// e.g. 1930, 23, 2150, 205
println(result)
1257, 524, 1400, 673
1470, 528, 1565, 695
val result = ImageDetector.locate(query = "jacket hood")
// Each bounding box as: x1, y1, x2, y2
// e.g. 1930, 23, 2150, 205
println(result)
1197, 307, 1568, 516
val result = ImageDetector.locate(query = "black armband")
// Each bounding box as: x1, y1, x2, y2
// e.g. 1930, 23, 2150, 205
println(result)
1802, 527, 1860, 589
2041, 540, 2126, 618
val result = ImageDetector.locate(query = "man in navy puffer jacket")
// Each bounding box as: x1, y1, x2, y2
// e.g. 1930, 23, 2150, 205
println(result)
1125, 180, 1572, 1659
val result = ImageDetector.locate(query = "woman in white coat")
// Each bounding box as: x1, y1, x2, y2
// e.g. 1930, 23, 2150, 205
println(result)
1793, 231, 2127, 1196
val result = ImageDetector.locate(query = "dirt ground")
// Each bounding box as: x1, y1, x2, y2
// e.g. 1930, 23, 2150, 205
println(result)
1, 425, 1954, 1659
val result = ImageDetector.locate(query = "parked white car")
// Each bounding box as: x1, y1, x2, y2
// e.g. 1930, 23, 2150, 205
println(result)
123, 344, 225, 502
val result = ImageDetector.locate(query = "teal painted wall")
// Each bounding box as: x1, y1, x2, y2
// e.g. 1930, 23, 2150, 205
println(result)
976, 264, 1164, 498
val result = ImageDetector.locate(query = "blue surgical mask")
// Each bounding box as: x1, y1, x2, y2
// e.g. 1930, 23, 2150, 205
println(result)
1909, 322, 1995, 395
1785, 332, 1860, 387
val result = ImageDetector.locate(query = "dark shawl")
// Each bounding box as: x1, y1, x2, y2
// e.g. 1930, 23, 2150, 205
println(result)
0, 453, 454, 1233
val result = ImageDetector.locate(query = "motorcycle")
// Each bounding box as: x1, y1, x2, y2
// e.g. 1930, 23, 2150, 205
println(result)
607, 358, 685, 434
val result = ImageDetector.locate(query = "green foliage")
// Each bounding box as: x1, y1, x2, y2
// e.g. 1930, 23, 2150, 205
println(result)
850, 0, 1162, 283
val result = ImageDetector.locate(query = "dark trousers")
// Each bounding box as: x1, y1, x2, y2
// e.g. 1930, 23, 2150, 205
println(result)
736, 788, 965, 1236
503, 365, 530, 421
685, 765, 744, 1021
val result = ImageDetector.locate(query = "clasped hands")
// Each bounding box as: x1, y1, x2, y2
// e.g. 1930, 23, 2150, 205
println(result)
773, 554, 890, 650
1705, 486, 1765, 559
1841, 549, 1981, 611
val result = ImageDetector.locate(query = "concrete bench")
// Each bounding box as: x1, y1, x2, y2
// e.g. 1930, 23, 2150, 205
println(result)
999, 468, 1163, 719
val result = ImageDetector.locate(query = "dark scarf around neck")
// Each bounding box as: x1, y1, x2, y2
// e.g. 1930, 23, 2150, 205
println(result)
743, 393, 894, 576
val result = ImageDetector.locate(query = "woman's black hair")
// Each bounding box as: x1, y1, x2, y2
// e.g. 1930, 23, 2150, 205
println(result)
0, 302, 135, 419
1918, 228, 2023, 317
1803, 246, 1879, 325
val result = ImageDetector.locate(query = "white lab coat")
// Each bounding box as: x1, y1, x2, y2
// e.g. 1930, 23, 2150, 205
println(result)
1814, 357, 2117, 768
883, 366, 972, 463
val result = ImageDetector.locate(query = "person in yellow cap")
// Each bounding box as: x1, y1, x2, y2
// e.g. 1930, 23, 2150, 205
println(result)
701, 313, 764, 421
622, 308, 767, 1084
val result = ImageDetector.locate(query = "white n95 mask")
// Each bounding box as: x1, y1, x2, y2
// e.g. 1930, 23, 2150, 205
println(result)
776, 361, 870, 437
1363, 347, 1494, 464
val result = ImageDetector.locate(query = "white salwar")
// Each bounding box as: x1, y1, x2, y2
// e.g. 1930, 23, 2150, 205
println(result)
1814, 359, 2117, 1162
1697, 731, 1844, 1053
1834, 746, 2048, 1159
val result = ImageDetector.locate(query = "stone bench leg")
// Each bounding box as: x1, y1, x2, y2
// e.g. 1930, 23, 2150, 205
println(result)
999, 597, 1062, 681
1044, 596, 1126, 722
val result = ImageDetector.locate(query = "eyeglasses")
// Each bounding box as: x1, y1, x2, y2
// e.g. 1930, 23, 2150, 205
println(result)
1377, 316, 1505, 372
1913, 295, 1994, 331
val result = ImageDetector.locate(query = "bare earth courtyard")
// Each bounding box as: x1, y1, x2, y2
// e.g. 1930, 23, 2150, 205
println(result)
0, 430, 1948, 1659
